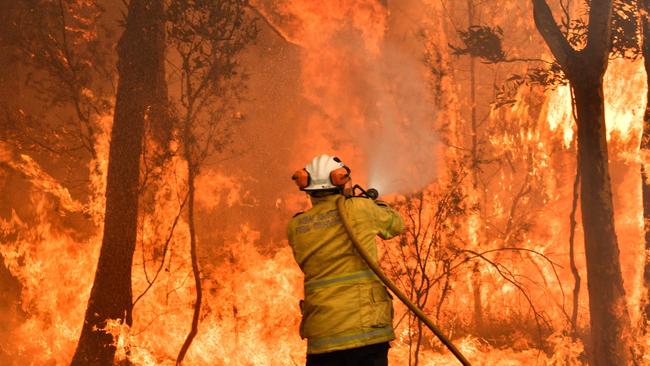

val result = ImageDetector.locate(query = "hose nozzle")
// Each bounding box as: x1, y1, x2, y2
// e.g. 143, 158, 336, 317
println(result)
352, 184, 379, 200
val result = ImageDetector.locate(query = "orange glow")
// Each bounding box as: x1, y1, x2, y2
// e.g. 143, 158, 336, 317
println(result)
1, 1, 650, 365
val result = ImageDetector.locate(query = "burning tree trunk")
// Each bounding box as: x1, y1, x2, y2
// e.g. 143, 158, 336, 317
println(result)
532, 0, 634, 364
71, 1, 166, 364
640, 0, 650, 331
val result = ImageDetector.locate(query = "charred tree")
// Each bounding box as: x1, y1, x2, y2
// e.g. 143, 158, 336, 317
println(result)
71, 0, 166, 364
532, 0, 634, 364
640, 0, 650, 332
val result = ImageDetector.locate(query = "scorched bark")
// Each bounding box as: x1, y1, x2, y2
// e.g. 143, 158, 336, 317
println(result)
531, 0, 634, 364
71, 0, 166, 364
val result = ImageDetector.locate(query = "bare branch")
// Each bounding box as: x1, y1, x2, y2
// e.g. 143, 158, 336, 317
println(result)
496, 57, 555, 65
246, 3, 302, 47
464, 249, 551, 345
559, 0, 572, 36
133, 191, 190, 307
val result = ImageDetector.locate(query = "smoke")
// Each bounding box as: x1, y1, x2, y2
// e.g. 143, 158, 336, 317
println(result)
272, 0, 441, 196
363, 1, 443, 196
363, 40, 439, 196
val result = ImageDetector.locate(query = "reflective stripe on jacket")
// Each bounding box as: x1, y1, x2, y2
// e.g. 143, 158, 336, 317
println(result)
287, 194, 405, 354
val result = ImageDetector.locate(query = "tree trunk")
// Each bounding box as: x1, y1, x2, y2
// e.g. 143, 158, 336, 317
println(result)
532, 0, 635, 363
175, 162, 202, 365
71, 1, 166, 364
466, 0, 484, 334
640, 0, 650, 332
572, 75, 633, 365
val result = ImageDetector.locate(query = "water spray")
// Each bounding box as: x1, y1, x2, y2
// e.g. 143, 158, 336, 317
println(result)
335, 194, 472, 366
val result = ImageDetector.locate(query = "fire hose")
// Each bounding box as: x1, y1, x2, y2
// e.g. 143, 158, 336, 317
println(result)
335, 195, 472, 366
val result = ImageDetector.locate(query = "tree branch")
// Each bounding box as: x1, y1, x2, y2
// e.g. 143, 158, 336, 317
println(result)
531, 0, 577, 72
497, 57, 555, 65
246, 3, 302, 48
133, 190, 190, 307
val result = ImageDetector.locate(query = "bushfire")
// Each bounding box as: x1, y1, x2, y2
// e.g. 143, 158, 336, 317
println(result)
0, 0, 649, 365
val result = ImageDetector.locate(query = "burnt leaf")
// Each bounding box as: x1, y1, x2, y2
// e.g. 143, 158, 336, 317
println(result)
450, 25, 506, 63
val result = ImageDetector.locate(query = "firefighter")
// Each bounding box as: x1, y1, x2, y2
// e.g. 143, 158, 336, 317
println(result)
287, 154, 405, 366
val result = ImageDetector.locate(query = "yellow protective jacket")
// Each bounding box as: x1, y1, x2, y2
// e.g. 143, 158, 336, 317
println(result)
287, 194, 405, 354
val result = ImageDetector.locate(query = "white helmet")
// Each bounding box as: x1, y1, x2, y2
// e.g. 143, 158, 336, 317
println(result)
292, 154, 351, 191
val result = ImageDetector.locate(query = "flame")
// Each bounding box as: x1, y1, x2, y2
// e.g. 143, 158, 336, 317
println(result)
545, 58, 647, 148
2, 1, 650, 365
604, 59, 646, 143
545, 84, 575, 149
0, 186, 101, 364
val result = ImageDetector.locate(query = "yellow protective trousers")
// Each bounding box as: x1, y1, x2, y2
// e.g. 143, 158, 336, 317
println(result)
287, 194, 405, 354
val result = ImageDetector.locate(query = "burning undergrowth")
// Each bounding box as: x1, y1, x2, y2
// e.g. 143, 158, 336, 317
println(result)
0, 0, 649, 365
